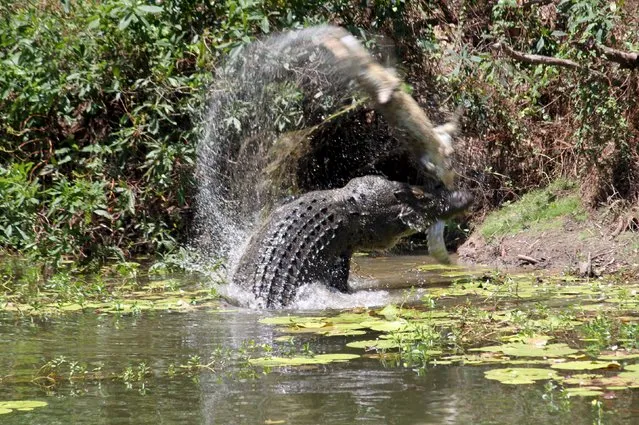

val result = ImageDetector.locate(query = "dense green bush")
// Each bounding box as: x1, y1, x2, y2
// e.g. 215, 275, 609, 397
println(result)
0, 0, 637, 264
450, 0, 638, 205
0, 0, 280, 263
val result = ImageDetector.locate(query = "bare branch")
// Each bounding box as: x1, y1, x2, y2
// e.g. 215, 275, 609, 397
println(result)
597, 45, 639, 69
492, 42, 580, 69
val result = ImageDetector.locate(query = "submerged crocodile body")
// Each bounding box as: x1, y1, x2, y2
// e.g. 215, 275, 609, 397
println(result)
233, 175, 471, 308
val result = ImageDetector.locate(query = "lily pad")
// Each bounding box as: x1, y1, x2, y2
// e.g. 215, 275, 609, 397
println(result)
440, 271, 475, 278
484, 368, 560, 385
460, 353, 550, 366
249, 353, 360, 367
563, 371, 639, 390
296, 321, 328, 329
564, 387, 604, 397
367, 320, 408, 333
319, 329, 367, 337
0, 400, 48, 415
623, 364, 639, 372
563, 373, 604, 386
378, 304, 401, 319
551, 361, 620, 371
59, 303, 85, 311
502, 334, 552, 345
472, 343, 579, 358
429, 360, 454, 365
330, 312, 375, 323
346, 339, 401, 350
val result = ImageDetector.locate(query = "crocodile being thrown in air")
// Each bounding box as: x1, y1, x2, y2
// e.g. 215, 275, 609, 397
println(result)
233, 175, 471, 308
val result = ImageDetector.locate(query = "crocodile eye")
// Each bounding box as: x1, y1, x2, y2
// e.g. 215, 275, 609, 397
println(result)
411, 187, 425, 199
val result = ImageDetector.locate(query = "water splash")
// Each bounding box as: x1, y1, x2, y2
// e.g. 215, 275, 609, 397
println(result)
218, 277, 426, 311
194, 26, 459, 308
195, 26, 364, 271
217, 254, 452, 310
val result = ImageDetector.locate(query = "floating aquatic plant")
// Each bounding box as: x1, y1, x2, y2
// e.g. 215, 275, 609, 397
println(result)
550, 361, 620, 371
484, 368, 560, 385
472, 342, 579, 358
248, 353, 360, 367
0, 400, 48, 415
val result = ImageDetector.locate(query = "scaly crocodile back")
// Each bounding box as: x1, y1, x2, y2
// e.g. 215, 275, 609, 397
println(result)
233, 175, 471, 308
234, 190, 351, 308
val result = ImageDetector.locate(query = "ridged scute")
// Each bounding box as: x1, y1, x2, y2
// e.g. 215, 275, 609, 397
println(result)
233, 175, 471, 308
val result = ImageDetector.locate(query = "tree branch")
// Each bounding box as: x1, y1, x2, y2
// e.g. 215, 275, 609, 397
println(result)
596, 44, 639, 69
491, 42, 581, 69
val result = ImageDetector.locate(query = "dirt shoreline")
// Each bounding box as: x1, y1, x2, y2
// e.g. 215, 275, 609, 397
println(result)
457, 216, 639, 277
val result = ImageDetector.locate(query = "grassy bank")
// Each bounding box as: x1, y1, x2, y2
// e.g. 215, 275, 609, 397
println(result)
479, 179, 587, 241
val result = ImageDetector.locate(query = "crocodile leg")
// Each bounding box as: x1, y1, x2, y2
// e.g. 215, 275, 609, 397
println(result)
328, 253, 352, 293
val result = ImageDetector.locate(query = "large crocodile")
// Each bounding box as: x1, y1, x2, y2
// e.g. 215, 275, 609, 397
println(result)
233, 175, 471, 308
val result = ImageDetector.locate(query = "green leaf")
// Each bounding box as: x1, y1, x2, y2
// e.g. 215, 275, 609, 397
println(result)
94, 209, 113, 220
87, 17, 100, 30
0, 400, 48, 414
118, 13, 135, 30
137, 5, 164, 14
260, 17, 270, 33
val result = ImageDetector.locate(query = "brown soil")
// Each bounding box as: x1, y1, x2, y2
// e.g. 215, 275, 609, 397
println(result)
457, 215, 639, 277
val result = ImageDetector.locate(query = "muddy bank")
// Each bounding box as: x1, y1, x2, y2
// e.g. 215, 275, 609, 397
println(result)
458, 215, 639, 277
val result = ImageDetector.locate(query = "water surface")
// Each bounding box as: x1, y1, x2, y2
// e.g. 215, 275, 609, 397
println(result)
1, 256, 638, 424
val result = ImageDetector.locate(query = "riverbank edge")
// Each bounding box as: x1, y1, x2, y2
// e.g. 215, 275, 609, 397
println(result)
458, 208, 639, 278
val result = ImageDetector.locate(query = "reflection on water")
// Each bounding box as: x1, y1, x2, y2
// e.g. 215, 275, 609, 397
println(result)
1, 256, 638, 425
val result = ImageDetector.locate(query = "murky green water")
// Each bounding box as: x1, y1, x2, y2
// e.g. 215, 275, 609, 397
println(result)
2, 257, 639, 424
